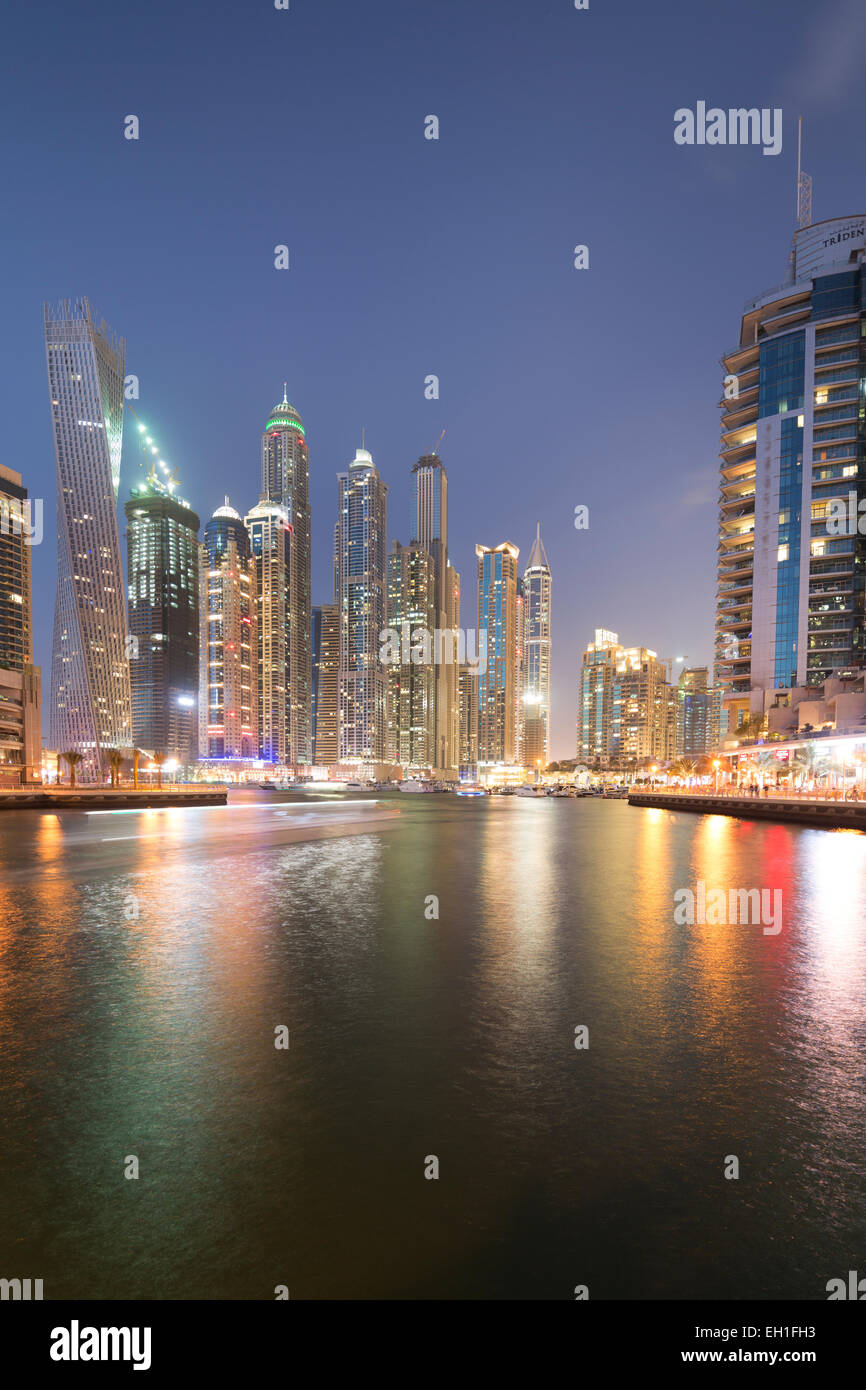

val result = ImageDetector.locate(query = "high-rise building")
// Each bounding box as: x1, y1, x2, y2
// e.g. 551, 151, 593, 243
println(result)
458, 661, 479, 774
676, 666, 710, 758
386, 540, 436, 768
411, 452, 458, 771
580, 628, 620, 765
476, 542, 520, 765
716, 209, 866, 726
311, 603, 339, 765
515, 575, 526, 766
0, 466, 33, 674
579, 628, 674, 767
336, 447, 388, 763
125, 476, 200, 762
245, 501, 292, 765
522, 522, 552, 771
445, 563, 462, 768
199, 501, 257, 761
0, 465, 41, 786
46, 298, 131, 779
261, 392, 311, 765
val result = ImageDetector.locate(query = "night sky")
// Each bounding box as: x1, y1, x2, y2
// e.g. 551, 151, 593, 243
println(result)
4, 0, 866, 757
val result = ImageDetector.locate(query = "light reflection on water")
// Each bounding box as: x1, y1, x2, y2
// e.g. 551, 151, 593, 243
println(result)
0, 794, 864, 1299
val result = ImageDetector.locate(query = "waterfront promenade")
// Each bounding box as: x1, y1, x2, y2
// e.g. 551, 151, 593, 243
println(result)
0, 785, 227, 810
629, 786, 866, 830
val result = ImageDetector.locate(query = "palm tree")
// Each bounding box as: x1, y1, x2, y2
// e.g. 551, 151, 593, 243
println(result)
793, 743, 829, 790
671, 758, 696, 783
151, 750, 168, 790
61, 751, 83, 789
107, 750, 125, 789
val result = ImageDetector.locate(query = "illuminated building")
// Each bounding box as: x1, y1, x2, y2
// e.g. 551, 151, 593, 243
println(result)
579, 628, 674, 767
676, 666, 710, 758
522, 522, 552, 770
335, 447, 388, 761
0, 465, 41, 785
311, 604, 338, 765
125, 475, 200, 762
717, 209, 866, 725
45, 298, 130, 778
386, 540, 436, 768
476, 542, 520, 764
458, 661, 479, 775
261, 392, 311, 765
244, 501, 292, 765
410, 452, 459, 771
199, 501, 257, 760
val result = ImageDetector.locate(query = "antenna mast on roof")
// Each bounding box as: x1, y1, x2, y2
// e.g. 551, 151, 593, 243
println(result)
797, 116, 812, 230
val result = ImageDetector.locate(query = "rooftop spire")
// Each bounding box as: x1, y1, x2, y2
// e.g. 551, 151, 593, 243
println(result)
526, 520, 550, 571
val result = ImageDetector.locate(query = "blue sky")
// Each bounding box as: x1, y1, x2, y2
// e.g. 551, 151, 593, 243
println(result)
4, 0, 866, 755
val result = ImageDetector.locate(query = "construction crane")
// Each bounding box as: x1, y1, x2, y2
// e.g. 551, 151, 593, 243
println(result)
660, 654, 689, 682
124, 401, 180, 493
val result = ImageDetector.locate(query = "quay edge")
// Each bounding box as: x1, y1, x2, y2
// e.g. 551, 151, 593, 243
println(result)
628, 790, 866, 832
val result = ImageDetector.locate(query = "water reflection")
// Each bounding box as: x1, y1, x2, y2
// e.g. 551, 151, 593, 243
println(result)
0, 795, 864, 1299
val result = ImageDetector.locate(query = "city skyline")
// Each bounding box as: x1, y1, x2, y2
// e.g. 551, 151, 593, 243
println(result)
6, 0, 866, 1328
14, 0, 865, 761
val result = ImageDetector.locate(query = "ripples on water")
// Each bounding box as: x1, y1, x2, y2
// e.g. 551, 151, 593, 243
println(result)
0, 795, 864, 1298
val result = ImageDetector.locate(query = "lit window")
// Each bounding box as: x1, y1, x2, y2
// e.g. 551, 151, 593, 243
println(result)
777, 544, 789, 562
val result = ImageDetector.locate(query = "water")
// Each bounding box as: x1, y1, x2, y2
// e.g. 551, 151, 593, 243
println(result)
0, 791, 864, 1300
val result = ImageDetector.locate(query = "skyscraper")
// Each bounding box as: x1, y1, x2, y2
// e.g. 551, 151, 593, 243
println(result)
125, 476, 200, 762
245, 500, 292, 765
336, 447, 389, 763
386, 539, 436, 768
676, 666, 710, 758
46, 298, 130, 779
0, 466, 33, 673
411, 452, 458, 771
311, 603, 339, 766
0, 465, 41, 786
716, 209, 866, 726
199, 502, 257, 761
579, 628, 673, 767
458, 661, 479, 774
261, 392, 311, 765
522, 522, 552, 770
476, 542, 520, 765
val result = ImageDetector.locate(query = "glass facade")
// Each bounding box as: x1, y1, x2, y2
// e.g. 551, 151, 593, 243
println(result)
335, 450, 388, 762
717, 221, 866, 697
476, 543, 519, 764
46, 298, 131, 779
758, 331, 805, 418
773, 417, 804, 688
261, 395, 311, 765
125, 481, 200, 761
